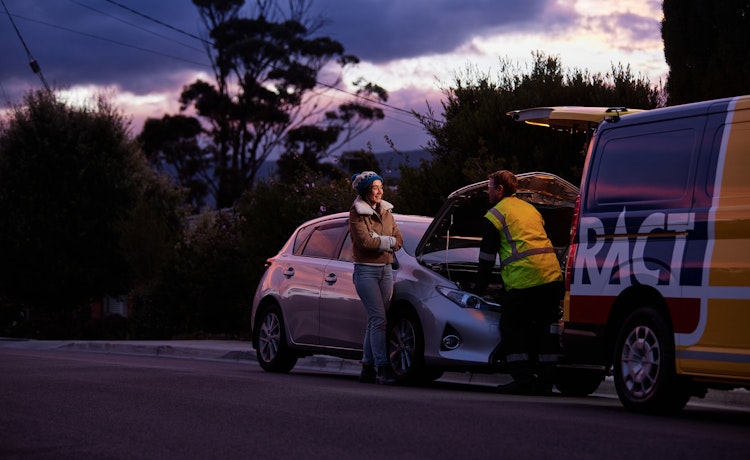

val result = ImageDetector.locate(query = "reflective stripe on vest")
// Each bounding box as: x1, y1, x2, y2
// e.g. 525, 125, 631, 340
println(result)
486, 207, 555, 267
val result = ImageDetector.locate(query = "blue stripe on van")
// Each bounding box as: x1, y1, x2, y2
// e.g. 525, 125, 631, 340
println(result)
677, 349, 750, 364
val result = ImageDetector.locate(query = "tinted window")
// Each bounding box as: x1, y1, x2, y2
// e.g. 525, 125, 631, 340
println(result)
301, 223, 347, 259
339, 236, 353, 262
591, 127, 698, 209
293, 224, 315, 255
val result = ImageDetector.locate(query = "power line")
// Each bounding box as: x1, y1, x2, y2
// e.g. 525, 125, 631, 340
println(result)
1, 0, 51, 93
8, 13, 211, 68
104, 0, 211, 46
316, 79, 417, 118
98, 1, 434, 124
4, 1, 436, 129
68, 0, 205, 54
309, 86, 423, 129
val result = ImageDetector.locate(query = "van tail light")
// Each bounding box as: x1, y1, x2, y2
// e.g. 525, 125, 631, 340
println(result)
565, 195, 581, 293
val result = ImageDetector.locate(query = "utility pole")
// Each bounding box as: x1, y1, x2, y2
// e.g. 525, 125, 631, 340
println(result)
1, 0, 51, 93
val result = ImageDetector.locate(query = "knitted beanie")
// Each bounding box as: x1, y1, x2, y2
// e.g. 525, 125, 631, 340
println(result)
351, 171, 383, 196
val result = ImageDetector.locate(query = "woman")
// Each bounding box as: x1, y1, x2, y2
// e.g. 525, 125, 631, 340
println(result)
348, 171, 403, 385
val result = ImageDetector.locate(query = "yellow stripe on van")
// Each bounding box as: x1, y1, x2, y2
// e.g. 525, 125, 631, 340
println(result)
699, 299, 750, 348
678, 358, 750, 379
710, 97, 750, 287
686, 96, 750, 378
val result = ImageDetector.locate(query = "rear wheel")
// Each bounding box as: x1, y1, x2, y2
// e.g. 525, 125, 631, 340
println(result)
613, 307, 690, 414
254, 304, 298, 373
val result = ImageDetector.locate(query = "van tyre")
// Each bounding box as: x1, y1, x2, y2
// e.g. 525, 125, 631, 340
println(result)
613, 307, 690, 414
255, 304, 298, 373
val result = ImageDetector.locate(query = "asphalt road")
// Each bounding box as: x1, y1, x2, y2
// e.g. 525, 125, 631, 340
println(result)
1, 344, 749, 460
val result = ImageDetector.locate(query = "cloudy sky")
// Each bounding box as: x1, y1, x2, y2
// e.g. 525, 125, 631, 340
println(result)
0, 0, 668, 155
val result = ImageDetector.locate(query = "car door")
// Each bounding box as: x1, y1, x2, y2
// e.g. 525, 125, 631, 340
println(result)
278, 220, 346, 346
317, 232, 367, 350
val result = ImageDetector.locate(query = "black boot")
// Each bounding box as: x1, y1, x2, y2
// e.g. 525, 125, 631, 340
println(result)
359, 363, 376, 384
376, 365, 398, 385
497, 361, 535, 395
533, 363, 557, 396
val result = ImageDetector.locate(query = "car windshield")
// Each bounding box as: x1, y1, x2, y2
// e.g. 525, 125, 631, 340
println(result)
396, 219, 430, 257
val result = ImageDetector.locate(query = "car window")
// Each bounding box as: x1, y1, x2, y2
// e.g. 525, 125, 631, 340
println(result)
336, 220, 428, 261
300, 222, 347, 259
293, 224, 315, 255
339, 235, 353, 262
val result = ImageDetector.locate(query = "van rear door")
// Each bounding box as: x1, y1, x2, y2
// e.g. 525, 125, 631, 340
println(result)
506, 106, 646, 132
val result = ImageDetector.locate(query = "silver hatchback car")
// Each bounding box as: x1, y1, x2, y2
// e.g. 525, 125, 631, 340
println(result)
251, 172, 579, 383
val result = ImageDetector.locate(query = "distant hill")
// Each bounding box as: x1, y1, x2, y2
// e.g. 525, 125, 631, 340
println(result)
255, 149, 432, 181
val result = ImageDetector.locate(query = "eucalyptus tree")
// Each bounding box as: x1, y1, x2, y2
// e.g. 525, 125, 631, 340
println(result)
140, 0, 386, 209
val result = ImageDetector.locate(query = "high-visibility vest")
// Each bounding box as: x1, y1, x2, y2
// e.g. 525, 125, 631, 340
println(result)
484, 196, 562, 290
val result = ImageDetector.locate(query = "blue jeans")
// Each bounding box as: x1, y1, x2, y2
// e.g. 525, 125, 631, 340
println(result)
353, 264, 393, 367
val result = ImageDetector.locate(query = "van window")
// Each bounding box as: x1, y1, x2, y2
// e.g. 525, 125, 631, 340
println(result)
590, 127, 698, 209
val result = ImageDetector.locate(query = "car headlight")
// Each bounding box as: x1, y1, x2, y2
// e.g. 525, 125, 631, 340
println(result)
436, 286, 501, 312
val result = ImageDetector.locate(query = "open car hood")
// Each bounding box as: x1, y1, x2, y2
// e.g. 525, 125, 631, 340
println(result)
415, 172, 579, 261
506, 106, 646, 132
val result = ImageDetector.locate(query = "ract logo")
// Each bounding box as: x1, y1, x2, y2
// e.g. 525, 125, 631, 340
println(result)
572, 208, 701, 296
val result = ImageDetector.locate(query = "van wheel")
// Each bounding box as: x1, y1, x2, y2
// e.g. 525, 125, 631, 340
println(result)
554, 367, 604, 396
387, 309, 426, 384
613, 307, 690, 414
255, 304, 298, 373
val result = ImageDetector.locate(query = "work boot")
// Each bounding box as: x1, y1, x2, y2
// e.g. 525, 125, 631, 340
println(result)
534, 364, 556, 396
359, 363, 376, 384
376, 365, 398, 385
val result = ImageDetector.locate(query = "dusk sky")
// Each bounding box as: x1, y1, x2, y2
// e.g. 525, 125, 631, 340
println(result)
0, 0, 668, 155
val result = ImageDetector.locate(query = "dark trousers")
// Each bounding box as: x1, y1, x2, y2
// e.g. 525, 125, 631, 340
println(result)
499, 281, 563, 384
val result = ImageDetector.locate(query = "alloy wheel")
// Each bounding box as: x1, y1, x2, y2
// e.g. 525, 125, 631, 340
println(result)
619, 324, 661, 398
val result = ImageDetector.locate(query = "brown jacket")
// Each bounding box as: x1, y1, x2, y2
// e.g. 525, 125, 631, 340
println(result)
349, 196, 403, 265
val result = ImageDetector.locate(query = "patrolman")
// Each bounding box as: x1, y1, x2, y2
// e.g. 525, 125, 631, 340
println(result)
472, 169, 563, 395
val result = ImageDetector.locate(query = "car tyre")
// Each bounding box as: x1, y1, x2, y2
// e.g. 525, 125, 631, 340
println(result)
613, 307, 690, 414
387, 309, 429, 384
255, 303, 298, 373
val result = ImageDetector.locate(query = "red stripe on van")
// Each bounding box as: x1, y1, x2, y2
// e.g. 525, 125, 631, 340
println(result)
569, 295, 700, 333
665, 297, 700, 334
568, 296, 612, 325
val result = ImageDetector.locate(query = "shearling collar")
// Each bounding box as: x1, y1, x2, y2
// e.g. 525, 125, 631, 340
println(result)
353, 196, 394, 215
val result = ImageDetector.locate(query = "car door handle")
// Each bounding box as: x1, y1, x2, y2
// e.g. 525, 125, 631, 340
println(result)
283, 267, 295, 278
324, 273, 337, 285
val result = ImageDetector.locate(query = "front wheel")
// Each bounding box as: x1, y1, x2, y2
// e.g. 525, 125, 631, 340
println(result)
254, 304, 298, 373
387, 309, 429, 384
612, 307, 690, 414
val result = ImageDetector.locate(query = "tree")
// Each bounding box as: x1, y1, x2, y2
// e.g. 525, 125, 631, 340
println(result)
237, 167, 353, 287
396, 52, 662, 216
139, 0, 386, 209
139, 115, 208, 209
662, 0, 750, 105
0, 90, 183, 338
